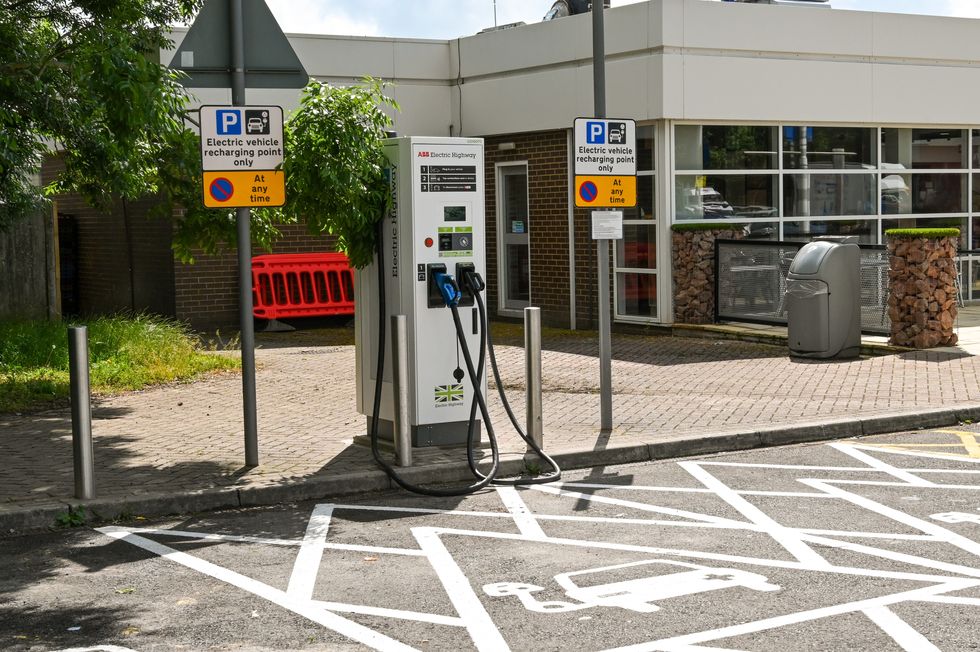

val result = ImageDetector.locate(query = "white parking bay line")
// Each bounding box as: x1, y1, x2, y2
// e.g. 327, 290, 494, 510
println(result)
496, 486, 547, 540
97, 528, 418, 652
863, 606, 941, 652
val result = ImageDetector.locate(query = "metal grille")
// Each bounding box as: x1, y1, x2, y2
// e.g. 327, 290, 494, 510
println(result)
714, 240, 890, 335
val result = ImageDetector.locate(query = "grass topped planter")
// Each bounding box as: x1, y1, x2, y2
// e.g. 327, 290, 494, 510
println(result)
885, 228, 960, 240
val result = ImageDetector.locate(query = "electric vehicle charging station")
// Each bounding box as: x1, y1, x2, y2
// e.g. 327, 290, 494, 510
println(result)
355, 137, 488, 448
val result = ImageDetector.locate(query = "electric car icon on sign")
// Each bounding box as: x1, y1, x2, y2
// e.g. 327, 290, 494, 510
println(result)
484, 559, 780, 614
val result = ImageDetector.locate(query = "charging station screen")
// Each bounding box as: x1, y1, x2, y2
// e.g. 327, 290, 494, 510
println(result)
444, 206, 467, 222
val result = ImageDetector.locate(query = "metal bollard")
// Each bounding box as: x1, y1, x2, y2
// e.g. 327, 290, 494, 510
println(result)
524, 307, 543, 450
67, 326, 95, 500
390, 315, 412, 467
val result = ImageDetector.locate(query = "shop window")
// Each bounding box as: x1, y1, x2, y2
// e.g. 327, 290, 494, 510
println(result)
675, 174, 777, 221
784, 220, 877, 244
783, 126, 877, 170
883, 128, 969, 169
881, 173, 966, 215
675, 125, 777, 170
783, 173, 876, 218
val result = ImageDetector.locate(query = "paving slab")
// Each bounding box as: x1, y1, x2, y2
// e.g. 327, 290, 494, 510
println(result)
3, 320, 980, 532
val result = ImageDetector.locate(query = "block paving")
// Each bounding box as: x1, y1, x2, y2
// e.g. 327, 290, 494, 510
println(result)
3, 326, 980, 517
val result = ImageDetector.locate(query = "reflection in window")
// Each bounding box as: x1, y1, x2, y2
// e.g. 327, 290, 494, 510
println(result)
675, 175, 777, 220
617, 224, 656, 269
783, 220, 877, 244
624, 175, 655, 220
783, 174, 876, 217
783, 126, 877, 170
882, 128, 968, 169
881, 173, 966, 214
616, 272, 657, 318
675, 125, 777, 170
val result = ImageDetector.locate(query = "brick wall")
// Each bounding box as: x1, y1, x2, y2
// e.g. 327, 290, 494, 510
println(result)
483, 129, 609, 330
174, 224, 339, 333
484, 130, 575, 328
42, 157, 175, 318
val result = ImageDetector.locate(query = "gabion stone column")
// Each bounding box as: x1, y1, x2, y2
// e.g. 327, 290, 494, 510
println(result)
672, 224, 745, 325
886, 228, 960, 349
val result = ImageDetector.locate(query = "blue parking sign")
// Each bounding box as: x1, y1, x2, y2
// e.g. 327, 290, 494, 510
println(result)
586, 121, 605, 144
216, 109, 242, 135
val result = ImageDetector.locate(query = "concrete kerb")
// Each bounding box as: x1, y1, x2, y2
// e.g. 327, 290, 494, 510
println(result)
3, 404, 979, 535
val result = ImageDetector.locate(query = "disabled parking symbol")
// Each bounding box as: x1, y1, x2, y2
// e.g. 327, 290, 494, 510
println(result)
579, 180, 598, 204
209, 177, 234, 203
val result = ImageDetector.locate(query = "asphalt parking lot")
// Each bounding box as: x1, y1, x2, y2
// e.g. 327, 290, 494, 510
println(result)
2, 427, 980, 651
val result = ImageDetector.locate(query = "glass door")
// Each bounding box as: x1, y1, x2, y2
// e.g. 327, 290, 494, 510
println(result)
497, 164, 530, 311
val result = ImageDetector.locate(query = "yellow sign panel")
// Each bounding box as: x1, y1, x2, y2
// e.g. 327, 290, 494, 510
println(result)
575, 175, 637, 208
203, 171, 285, 208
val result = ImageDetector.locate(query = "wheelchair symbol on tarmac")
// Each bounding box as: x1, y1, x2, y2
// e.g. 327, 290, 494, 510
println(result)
484, 559, 780, 614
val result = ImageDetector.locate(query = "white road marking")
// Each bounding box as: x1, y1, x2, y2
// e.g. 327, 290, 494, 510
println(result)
496, 486, 547, 540
680, 462, 830, 568
697, 462, 873, 471
413, 527, 511, 652
558, 482, 834, 498
822, 479, 980, 491
830, 443, 935, 486
863, 606, 941, 652
848, 444, 980, 465
919, 595, 980, 606
797, 529, 935, 541
106, 526, 427, 556
311, 601, 466, 627
531, 483, 749, 527
97, 528, 418, 652
287, 504, 333, 600
801, 480, 980, 560
599, 581, 976, 652
417, 526, 961, 585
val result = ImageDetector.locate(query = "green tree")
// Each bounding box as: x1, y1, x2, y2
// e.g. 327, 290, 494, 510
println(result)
0, 0, 202, 228
165, 78, 398, 266
261, 78, 398, 269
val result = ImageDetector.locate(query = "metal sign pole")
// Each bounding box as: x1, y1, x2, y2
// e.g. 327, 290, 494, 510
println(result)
231, 0, 258, 467
592, 2, 612, 432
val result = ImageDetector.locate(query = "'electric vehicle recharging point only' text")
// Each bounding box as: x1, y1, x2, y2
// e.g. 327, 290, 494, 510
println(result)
355, 137, 488, 448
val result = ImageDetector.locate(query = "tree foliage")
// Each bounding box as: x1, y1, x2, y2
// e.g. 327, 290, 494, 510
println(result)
273, 78, 398, 268
0, 0, 201, 228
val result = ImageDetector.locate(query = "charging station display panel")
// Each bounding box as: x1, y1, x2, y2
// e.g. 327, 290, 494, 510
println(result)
355, 137, 487, 447
411, 141, 486, 434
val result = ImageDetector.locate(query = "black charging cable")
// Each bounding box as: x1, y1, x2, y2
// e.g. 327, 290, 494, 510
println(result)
369, 220, 561, 495
461, 269, 561, 485
369, 221, 501, 496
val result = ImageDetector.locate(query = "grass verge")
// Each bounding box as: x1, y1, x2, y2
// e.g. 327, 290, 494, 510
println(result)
0, 315, 239, 414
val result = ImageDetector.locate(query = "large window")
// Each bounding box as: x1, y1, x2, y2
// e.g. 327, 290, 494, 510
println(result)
615, 125, 657, 320
672, 123, 980, 301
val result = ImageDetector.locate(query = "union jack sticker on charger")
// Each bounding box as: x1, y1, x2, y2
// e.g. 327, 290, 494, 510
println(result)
434, 384, 464, 405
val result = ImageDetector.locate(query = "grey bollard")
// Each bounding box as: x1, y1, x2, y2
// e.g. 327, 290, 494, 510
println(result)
67, 326, 95, 500
390, 315, 412, 467
524, 307, 543, 451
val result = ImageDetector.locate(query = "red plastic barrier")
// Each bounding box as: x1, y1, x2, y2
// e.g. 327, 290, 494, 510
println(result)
252, 253, 355, 319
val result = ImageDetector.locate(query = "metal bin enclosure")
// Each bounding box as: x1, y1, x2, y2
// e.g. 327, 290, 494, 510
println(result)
785, 237, 861, 359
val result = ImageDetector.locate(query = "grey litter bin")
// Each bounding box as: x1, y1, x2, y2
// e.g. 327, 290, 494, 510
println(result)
785, 236, 861, 359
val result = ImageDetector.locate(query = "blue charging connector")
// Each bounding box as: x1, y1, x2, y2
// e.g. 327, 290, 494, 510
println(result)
434, 272, 462, 307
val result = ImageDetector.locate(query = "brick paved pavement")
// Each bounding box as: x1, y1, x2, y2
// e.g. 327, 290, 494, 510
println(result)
3, 325, 980, 521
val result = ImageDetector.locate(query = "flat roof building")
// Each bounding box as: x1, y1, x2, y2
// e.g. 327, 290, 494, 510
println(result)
55, 0, 980, 331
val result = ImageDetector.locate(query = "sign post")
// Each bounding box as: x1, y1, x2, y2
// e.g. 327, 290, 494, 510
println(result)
175, 0, 308, 470
582, 1, 636, 433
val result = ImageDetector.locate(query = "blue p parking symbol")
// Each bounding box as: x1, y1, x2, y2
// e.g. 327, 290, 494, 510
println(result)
216, 109, 242, 135
587, 121, 605, 144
